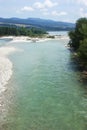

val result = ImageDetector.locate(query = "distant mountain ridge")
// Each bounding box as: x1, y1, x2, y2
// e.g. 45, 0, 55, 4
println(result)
0, 17, 75, 31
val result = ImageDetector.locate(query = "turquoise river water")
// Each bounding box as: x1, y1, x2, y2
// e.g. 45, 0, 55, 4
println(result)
0, 34, 87, 130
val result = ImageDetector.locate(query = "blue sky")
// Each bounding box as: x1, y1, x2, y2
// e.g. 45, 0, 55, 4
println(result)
0, 0, 87, 23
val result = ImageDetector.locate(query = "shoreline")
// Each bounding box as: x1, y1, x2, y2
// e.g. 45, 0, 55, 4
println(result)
0, 46, 16, 94
0, 45, 16, 122
0, 35, 69, 43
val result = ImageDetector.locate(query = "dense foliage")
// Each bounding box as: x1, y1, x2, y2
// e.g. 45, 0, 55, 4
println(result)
0, 26, 47, 37
68, 18, 87, 67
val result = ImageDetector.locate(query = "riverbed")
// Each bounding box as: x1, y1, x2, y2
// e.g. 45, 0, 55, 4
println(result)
0, 34, 87, 130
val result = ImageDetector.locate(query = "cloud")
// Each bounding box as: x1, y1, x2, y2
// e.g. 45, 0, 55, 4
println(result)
43, 12, 50, 15
41, 8, 48, 12
80, 8, 87, 17
34, 2, 45, 9
80, 8, 84, 12
34, 0, 58, 9
43, 10, 67, 17
21, 6, 34, 12
17, 0, 58, 15
17, 6, 34, 13
77, 0, 87, 6
51, 11, 58, 16
52, 11, 67, 16
44, 0, 58, 8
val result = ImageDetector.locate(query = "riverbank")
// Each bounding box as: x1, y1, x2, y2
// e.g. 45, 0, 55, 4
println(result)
0, 46, 16, 94
0, 35, 69, 43
67, 45, 87, 82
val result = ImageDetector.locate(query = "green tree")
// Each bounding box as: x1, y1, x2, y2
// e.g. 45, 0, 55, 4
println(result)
0, 26, 47, 37
77, 39, 87, 68
78, 39, 87, 60
69, 17, 87, 50
69, 17, 87, 68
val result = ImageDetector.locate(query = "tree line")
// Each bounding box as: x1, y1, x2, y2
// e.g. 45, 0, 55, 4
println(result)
68, 18, 87, 69
0, 26, 47, 37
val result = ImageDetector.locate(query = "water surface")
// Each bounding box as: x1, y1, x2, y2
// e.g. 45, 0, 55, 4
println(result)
0, 38, 87, 130
48, 31, 68, 36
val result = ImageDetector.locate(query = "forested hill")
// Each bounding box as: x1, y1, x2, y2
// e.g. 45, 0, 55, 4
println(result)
0, 17, 75, 31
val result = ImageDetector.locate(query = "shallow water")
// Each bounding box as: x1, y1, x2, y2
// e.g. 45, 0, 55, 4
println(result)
48, 31, 69, 36
0, 38, 87, 130
0, 38, 12, 47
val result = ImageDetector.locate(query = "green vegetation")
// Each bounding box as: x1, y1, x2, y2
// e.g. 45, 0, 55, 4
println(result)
68, 18, 87, 68
0, 26, 47, 37
0, 17, 75, 31
47, 35, 55, 39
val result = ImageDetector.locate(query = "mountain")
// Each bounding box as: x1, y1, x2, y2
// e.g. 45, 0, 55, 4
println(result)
0, 17, 75, 31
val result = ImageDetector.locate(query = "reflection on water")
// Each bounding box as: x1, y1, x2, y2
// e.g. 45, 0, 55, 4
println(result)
0, 38, 87, 130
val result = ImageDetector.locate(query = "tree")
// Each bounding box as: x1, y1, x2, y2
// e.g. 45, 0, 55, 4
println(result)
68, 17, 87, 68
68, 18, 87, 50
78, 39, 87, 61
0, 26, 47, 37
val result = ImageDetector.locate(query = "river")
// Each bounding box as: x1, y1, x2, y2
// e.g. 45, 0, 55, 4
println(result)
0, 33, 87, 130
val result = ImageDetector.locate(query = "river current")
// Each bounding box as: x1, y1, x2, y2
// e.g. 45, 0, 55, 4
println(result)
0, 33, 87, 130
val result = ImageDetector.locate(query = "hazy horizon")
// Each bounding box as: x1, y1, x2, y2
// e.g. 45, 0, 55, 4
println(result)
0, 17, 75, 23
0, 0, 87, 23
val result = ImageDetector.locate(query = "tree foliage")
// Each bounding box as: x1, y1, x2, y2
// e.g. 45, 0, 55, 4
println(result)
0, 26, 47, 37
69, 18, 87, 50
68, 17, 87, 66
78, 39, 87, 60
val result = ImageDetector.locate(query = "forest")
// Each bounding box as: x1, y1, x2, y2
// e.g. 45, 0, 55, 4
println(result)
0, 26, 47, 37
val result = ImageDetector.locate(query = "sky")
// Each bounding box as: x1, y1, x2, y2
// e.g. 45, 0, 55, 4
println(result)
0, 0, 87, 23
